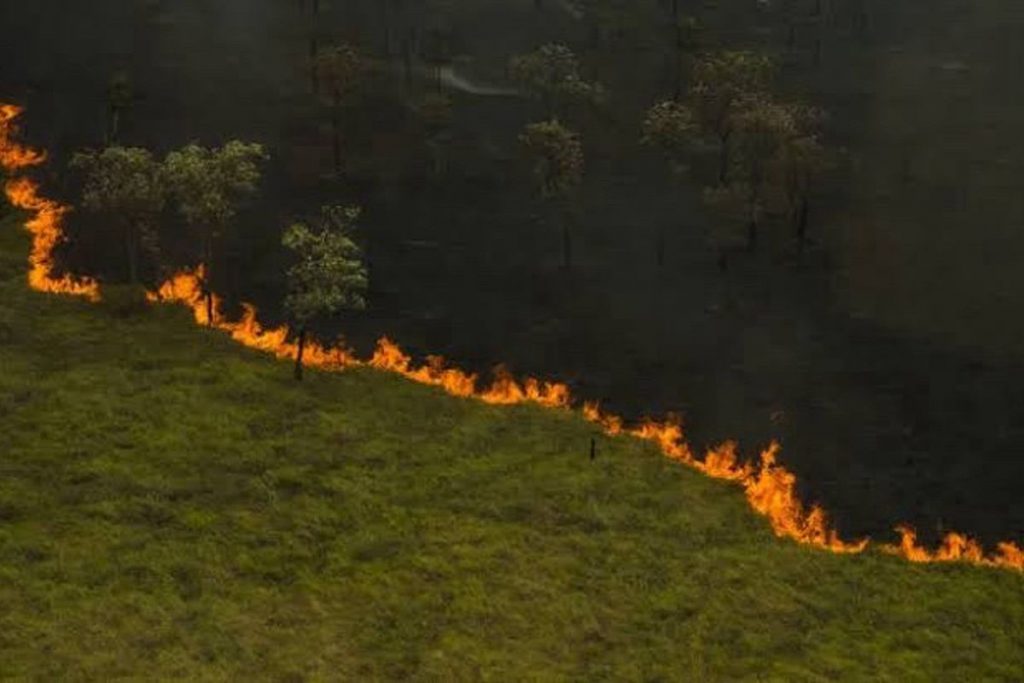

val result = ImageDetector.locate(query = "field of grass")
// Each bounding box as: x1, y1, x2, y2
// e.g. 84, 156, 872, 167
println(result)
0, 211, 1022, 681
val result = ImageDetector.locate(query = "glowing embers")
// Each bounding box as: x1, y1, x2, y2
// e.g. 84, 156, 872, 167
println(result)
1, 105, 99, 300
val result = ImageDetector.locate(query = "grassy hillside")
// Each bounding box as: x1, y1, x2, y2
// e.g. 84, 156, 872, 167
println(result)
0, 212, 1022, 682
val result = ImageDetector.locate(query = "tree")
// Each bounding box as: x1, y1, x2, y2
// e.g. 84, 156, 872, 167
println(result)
316, 43, 371, 174
283, 206, 368, 380
70, 146, 165, 284
509, 44, 604, 117
642, 100, 697, 265
519, 120, 584, 269
773, 103, 830, 253
106, 73, 133, 144
689, 51, 775, 183
163, 141, 267, 324
416, 92, 454, 178
730, 94, 796, 249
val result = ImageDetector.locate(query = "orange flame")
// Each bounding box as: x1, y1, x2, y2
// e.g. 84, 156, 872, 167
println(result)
147, 266, 357, 370
585, 404, 867, 553
1, 104, 99, 300
3, 101, 1021, 572
886, 525, 1024, 571
0, 104, 46, 170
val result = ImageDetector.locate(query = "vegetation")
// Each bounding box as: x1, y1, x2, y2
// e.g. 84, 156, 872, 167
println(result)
282, 205, 369, 381
70, 146, 166, 284
689, 51, 775, 184
519, 119, 585, 269
509, 43, 604, 117
642, 100, 698, 265
314, 43, 371, 174
1, 214, 1023, 680
105, 73, 132, 145
162, 141, 267, 323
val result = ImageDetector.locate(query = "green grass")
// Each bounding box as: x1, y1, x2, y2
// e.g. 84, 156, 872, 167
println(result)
0, 214, 1022, 682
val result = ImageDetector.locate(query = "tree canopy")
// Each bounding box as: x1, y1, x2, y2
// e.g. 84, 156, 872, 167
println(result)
163, 141, 266, 237
509, 44, 604, 114
70, 146, 165, 283
282, 205, 368, 328
519, 119, 584, 201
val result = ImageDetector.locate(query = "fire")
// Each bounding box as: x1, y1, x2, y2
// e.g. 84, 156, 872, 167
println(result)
585, 404, 867, 553
2, 100, 1022, 572
0, 104, 46, 169
886, 526, 1024, 571
148, 266, 357, 370
1, 105, 100, 300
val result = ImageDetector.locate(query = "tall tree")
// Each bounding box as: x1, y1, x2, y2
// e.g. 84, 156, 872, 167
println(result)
70, 146, 165, 284
642, 100, 697, 265
774, 103, 830, 253
509, 44, 604, 118
519, 119, 584, 269
163, 141, 266, 323
689, 51, 775, 183
283, 206, 368, 381
316, 43, 370, 175
106, 73, 133, 144
416, 92, 454, 179
730, 94, 796, 250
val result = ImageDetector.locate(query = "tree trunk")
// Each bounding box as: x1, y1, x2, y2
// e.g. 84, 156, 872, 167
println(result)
125, 227, 138, 284
796, 196, 809, 253
202, 232, 214, 325
204, 291, 215, 326
331, 101, 342, 173
562, 218, 572, 270
310, 38, 319, 95
294, 327, 307, 381
402, 37, 413, 90
718, 131, 731, 184
747, 182, 760, 251
109, 107, 121, 144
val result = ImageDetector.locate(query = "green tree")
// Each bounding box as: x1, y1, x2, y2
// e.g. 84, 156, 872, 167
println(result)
316, 43, 371, 174
70, 146, 165, 284
519, 119, 584, 269
283, 206, 368, 381
509, 44, 604, 117
163, 141, 267, 324
642, 100, 697, 265
689, 51, 775, 183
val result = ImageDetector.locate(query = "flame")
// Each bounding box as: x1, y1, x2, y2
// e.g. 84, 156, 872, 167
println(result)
1, 104, 99, 300
148, 266, 357, 370
3, 100, 1021, 572
585, 404, 867, 553
886, 526, 1024, 571
0, 104, 46, 169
